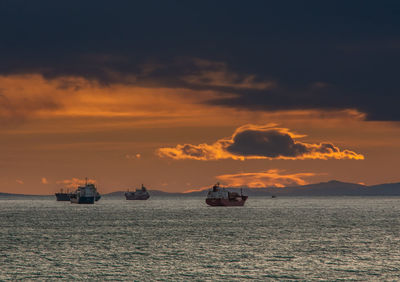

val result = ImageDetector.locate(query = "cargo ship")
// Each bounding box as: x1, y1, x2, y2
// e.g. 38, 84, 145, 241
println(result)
206, 183, 248, 206
125, 184, 150, 200
55, 188, 70, 201
70, 181, 100, 204
56, 190, 100, 202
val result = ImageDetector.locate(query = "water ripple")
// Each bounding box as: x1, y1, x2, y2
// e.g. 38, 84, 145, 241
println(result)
1, 197, 400, 280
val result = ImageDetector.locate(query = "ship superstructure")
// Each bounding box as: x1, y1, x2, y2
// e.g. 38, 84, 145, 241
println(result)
125, 184, 150, 200
70, 180, 100, 204
206, 183, 247, 206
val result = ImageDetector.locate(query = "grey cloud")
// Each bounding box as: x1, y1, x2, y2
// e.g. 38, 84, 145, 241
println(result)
1, 1, 400, 120
226, 129, 309, 158
158, 125, 364, 160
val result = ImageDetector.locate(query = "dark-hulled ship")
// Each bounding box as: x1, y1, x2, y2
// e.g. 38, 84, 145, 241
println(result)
70, 181, 101, 204
55, 189, 70, 201
125, 184, 150, 200
206, 183, 248, 206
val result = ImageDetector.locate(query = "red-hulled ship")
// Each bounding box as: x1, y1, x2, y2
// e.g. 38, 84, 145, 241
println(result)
205, 183, 248, 206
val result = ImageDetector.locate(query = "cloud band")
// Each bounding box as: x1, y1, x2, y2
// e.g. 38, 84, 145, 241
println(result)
157, 124, 364, 161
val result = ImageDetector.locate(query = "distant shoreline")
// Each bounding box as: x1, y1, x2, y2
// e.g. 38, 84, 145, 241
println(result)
2, 180, 400, 197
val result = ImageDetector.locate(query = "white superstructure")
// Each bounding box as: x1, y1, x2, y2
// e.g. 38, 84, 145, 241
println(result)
206, 183, 229, 199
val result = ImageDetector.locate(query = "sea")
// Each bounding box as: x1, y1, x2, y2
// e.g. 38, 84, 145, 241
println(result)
1, 196, 400, 281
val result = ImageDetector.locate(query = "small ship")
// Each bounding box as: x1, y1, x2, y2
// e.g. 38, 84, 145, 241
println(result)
125, 184, 150, 200
55, 188, 70, 201
56, 187, 100, 202
206, 183, 248, 206
70, 180, 101, 204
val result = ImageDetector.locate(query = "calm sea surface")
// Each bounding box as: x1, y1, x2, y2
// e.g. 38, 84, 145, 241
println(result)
1, 196, 400, 281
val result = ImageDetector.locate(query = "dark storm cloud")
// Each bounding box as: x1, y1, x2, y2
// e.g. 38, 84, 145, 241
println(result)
1, 1, 400, 120
157, 124, 364, 160
226, 128, 362, 159
226, 129, 309, 158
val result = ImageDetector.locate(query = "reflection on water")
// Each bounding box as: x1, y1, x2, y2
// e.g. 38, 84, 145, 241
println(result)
1, 197, 400, 280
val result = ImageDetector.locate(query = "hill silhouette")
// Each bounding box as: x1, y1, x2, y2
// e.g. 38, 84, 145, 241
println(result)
2, 180, 400, 197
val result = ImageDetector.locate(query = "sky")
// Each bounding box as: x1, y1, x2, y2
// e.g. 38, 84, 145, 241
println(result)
1, 1, 400, 194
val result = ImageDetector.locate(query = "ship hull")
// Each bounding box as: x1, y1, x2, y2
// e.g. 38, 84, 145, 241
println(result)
55, 193, 70, 201
125, 195, 150, 200
206, 196, 248, 206
70, 196, 95, 204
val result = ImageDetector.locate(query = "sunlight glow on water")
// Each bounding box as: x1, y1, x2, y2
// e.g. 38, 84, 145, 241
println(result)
1, 197, 400, 280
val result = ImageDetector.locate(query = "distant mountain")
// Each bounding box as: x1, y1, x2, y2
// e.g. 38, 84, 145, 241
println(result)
236, 181, 400, 196
366, 183, 400, 195
103, 190, 183, 197
104, 191, 125, 197
104, 181, 400, 197
2, 181, 400, 198
181, 180, 400, 197
0, 192, 47, 198
270, 180, 368, 196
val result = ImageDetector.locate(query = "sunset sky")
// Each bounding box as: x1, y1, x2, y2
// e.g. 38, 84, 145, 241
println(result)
2, 1, 400, 194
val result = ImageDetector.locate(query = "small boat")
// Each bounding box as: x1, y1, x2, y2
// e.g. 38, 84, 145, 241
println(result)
55, 188, 70, 201
70, 180, 100, 204
125, 184, 150, 200
206, 183, 248, 206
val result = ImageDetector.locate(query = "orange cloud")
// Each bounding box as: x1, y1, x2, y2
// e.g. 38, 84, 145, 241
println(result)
0, 74, 252, 133
216, 169, 316, 188
0, 74, 373, 138
56, 177, 96, 189
183, 59, 276, 90
125, 153, 141, 159
158, 124, 364, 160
